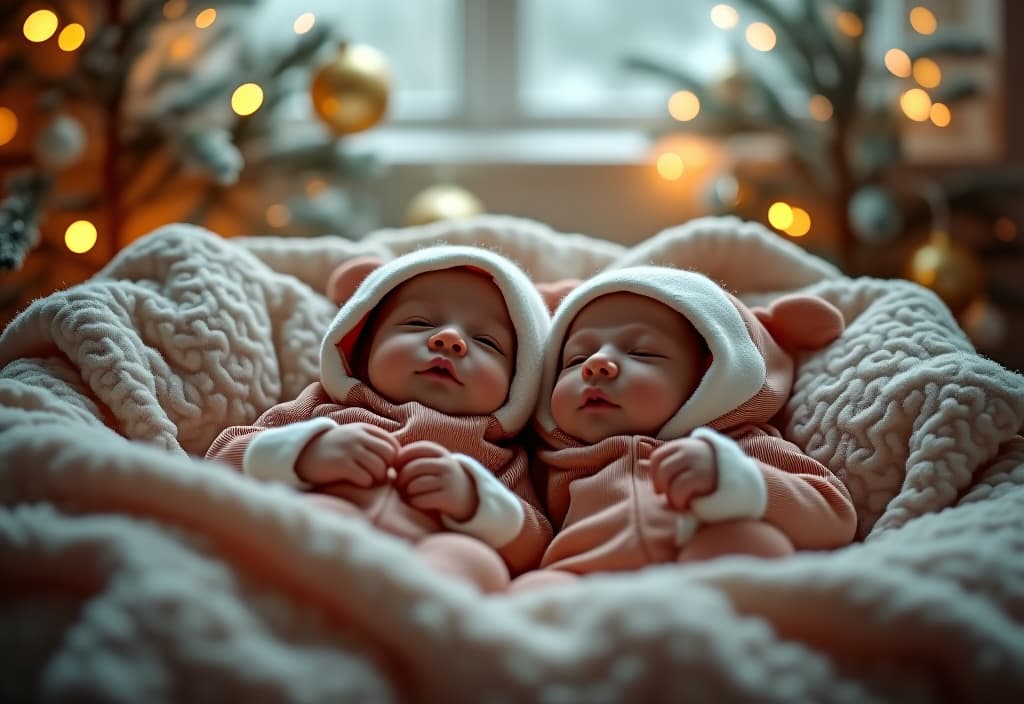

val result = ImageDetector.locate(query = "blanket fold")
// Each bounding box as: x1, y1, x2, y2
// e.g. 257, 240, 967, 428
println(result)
2, 215, 1023, 702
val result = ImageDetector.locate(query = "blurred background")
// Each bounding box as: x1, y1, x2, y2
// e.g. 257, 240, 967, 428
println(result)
1, 0, 1022, 370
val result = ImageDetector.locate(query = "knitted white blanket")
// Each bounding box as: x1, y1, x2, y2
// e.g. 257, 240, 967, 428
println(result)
2, 215, 1022, 703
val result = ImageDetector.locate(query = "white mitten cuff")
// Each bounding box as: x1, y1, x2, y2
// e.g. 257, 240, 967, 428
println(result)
688, 427, 767, 522
243, 417, 336, 489
441, 454, 524, 548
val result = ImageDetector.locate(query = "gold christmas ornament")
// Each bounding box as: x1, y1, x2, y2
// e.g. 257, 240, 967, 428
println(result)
311, 43, 390, 135
905, 230, 984, 315
404, 184, 485, 226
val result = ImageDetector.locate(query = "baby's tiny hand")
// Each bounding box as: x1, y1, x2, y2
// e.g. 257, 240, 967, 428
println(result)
296, 423, 399, 487
648, 437, 718, 511
393, 441, 478, 522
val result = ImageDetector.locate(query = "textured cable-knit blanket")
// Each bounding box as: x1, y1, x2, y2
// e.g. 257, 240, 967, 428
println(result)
2, 215, 1023, 703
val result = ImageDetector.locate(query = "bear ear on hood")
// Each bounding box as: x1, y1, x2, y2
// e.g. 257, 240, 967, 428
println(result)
753, 294, 845, 351
536, 278, 582, 314
326, 256, 385, 305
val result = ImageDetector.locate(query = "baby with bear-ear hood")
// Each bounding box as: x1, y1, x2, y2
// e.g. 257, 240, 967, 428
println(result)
520, 265, 857, 586
207, 245, 553, 592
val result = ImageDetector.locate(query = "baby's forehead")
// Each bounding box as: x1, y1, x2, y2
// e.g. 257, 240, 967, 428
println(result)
383, 268, 513, 321
568, 291, 685, 334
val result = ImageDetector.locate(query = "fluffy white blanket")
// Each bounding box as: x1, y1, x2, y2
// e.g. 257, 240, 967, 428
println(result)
2, 215, 1023, 703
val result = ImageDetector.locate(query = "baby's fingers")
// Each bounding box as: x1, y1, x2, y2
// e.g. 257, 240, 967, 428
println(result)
649, 451, 687, 494
394, 440, 446, 468
666, 466, 716, 510
393, 457, 443, 493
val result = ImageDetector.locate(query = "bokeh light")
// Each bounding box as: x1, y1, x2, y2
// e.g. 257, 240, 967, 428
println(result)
195, 8, 217, 29
23, 9, 59, 42
266, 203, 291, 227
231, 83, 264, 116
163, 0, 187, 20
808, 94, 833, 121
884, 48, 912, 77
656, 152, 684, 181
710, 4, 739, 30
57, 23, 86, 52
169, 35, 196, 61
900, 88, 932, 122
745, 22, 776, 51
668, 90, 701, 122
65, 220, 98, 254
0, 107, 18, 147
836, 11, 863, 37
912, 57, 941, 88
768, 201, 794, 230
306, 178, 328, 197
293, 12, 315, 34
929, 102, 951, 127
909, 6, 937, 35
785, 207, 811, 237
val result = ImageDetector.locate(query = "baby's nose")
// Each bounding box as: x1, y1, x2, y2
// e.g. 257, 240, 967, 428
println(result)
428, 328, 466, 357
582, 354, 618, 381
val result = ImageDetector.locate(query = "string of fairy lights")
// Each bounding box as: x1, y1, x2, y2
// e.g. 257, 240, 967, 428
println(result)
652, 3, 957, 241
2, 2, 364, 257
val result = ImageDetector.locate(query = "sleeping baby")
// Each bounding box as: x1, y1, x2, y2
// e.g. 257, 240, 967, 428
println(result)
514, 265, 857, 589
206, 245, 553, 592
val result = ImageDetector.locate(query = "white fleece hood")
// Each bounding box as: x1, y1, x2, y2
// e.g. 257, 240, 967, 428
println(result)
320, 245, 551, 434
535, 266, 768, 440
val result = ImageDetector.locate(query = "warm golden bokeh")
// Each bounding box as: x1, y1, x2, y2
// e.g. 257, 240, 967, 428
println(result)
65, 220, 98, 254
57, 23, 86, 52
930, 102, 951, 127
293, 12, 315, 34
656, 152, 685, 181
785, 207, 811, 237
745, 22, 776, 51
884, 48, 912, 78
230, 83, 264, 116
900, 88, 932, 121
768, 201, 794, 230
668, 90, 701, 122
808, 94, 833, 121
23, 9, 59, 42
0, 107, 17, 147
836, 11, 863, 38
709, 4, 739, 30
909, 6, 937, 35
195, 8, 217, 29
912, 57, 942, 88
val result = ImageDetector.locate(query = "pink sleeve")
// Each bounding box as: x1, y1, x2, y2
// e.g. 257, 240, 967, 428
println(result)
204, 382, 336, 481
492, 448, 553, 576
738, 429, 858, 549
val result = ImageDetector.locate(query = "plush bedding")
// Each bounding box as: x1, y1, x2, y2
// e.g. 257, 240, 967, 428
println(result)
1, 215, 1023, 702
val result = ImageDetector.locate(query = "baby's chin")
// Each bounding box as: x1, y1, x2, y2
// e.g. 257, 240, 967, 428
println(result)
400, 390, 502, 417
559, 417, 663, 444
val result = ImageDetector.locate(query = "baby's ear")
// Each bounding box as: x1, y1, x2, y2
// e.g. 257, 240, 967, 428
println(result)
753, 294, 845, 351
326, 256, 385, 305
536, 278, 582, 314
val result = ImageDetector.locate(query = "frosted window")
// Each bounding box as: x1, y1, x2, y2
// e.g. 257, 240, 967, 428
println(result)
260, 0, 459, 119
519, 0, 732, 117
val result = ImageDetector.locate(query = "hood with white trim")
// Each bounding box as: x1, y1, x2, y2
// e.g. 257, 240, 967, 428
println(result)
320, 245, 551, 435
535, 266, 844, 441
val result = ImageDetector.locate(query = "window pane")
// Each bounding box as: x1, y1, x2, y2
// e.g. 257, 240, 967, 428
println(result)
520, 0, 732, 117
261, 0, 459, 119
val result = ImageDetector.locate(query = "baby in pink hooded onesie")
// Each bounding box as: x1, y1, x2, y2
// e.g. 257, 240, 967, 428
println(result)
518, 266, 856, 586
206, 245, 553, 591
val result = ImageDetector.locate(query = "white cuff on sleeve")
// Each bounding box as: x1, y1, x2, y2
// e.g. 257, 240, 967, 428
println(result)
243, 417, 337, 489
441, 454, 524, 549
675, 512, 701, 547
689, 427, 767, 522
